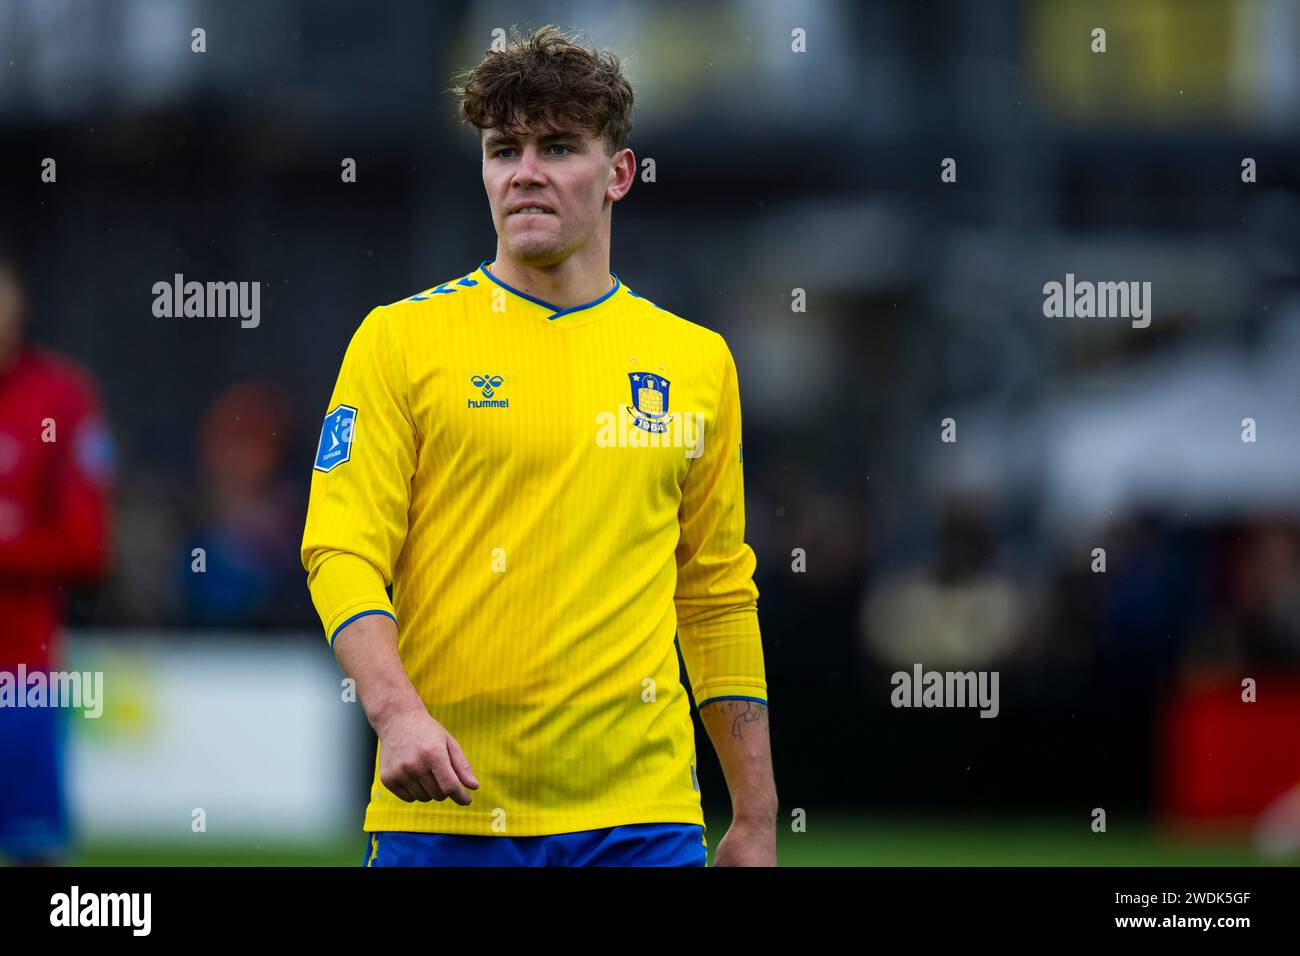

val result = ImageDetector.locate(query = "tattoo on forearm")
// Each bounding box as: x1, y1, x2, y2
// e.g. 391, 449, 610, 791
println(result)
701, 699, 767, 738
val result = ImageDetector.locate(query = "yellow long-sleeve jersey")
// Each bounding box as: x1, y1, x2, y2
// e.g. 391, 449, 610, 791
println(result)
300, 259, 766, 837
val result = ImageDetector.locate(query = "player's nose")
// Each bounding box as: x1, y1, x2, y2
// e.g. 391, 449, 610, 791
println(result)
511, 145, 547, 185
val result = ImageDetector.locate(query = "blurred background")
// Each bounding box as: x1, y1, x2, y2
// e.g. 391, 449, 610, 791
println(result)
2, 0, 1299, 865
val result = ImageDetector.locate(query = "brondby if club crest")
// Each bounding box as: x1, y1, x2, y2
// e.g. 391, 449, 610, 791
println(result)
627, 372, 673, 433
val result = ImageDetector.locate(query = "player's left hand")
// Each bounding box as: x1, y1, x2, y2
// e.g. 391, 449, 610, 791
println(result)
710, 818, 776, 866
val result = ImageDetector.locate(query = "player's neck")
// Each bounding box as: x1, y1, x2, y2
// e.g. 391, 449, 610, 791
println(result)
488, 248, 613, 310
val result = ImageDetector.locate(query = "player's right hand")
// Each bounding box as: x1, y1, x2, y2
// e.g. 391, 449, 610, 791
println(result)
377, 708, 480, 805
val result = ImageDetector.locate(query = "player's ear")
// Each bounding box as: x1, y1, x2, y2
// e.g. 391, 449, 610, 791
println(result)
608, 146, 635, 202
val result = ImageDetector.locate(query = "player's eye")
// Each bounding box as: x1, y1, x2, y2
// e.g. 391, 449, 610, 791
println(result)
491, 148, 516, 158
547, 144, 571, 156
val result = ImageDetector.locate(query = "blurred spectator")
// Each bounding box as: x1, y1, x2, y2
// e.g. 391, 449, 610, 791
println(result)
178, 380, 307, 628
859, 495, 1029, 671
1228, 520, 1300, 666
0, 252, 114, 864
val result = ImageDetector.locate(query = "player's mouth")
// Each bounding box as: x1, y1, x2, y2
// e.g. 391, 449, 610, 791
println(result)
508, 204, 556, 216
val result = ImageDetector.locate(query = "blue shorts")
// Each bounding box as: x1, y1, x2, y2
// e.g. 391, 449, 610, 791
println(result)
0, 703, 71, 861
363, 823, 707, 867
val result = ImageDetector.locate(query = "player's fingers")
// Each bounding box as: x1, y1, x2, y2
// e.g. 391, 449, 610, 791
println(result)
384, 777, 417, 803
446, 736, 480, 790
410, 744, 462, 803
387, 759, 439, 806
380, 742, 423, 802
380, 757, 417, 801
398, 764, 436, 802
428, 747, 473, 806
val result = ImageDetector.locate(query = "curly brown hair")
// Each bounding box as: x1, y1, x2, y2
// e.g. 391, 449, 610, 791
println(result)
449, 24, 634, 157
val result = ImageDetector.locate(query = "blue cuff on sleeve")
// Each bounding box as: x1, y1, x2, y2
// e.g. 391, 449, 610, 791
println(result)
330, 609, 398, 648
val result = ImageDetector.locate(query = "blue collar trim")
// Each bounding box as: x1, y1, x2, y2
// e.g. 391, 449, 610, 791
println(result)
478, 259, 620, 320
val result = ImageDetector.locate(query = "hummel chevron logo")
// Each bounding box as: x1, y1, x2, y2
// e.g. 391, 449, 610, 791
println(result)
468, 374, 508, 409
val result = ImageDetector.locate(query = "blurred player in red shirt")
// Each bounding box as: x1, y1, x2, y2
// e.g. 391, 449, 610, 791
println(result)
0, 253, 115, 864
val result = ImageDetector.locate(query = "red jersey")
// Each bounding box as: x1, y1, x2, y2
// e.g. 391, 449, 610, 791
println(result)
0, 345, 114, 670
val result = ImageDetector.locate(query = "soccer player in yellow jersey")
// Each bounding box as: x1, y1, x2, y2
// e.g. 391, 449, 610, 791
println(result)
301, 24, 776, 866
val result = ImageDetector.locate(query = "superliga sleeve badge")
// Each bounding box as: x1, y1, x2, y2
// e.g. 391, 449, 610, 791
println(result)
314, 404, 357, 472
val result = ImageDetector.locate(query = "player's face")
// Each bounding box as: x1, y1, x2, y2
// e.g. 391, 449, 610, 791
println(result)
482, 121, 620, 266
